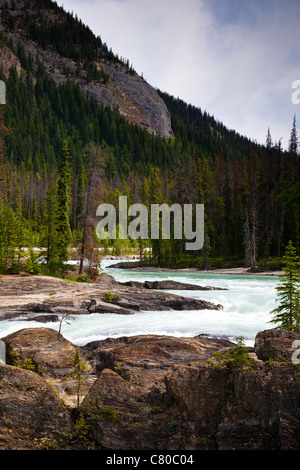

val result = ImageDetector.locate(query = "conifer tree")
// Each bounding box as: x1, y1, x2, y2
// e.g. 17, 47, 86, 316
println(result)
78, 146, 104, 277
2, 206, 21, 270
289, 115, 298, 156
42, 178, 57, 267
75, 155, 87, 230
270, 241, 300, 331
0, 199, 5, 269
0, 102, 9, 200
266, 127, 273, 150
149, 165, 164, 264
69, 347, 88, 408
55, 141, 71, 274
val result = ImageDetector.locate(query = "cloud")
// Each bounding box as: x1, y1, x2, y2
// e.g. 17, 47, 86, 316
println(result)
59, 0, 300, 149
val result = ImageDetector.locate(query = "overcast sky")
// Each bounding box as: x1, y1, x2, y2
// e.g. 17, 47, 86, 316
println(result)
58, 0, 300, 149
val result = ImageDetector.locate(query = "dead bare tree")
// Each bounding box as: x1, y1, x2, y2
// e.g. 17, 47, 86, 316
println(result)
78, 145, 106, 278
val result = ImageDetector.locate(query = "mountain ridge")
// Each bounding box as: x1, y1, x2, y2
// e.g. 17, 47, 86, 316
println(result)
0, 0, 173, 137
0, 0, 299, 274
0, 0, 263, 153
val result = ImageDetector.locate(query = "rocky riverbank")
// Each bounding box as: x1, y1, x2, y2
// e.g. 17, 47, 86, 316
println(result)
0, 327, 300, 450
1, 274, 299, 450
108, 261, 284, 275
0, 274, 223, 321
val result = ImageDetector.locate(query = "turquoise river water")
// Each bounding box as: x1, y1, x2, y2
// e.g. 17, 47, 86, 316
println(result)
0, 259, 280, 347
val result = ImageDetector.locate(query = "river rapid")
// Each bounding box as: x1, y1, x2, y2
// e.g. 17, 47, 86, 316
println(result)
0, 259, 280, 347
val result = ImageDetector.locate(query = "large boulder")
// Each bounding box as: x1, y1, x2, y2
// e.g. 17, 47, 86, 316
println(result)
165, 362, 300, 450
121, 280, 227, 290
81, 355, 300, 450
255, 328, 300, 362
1, 327, 300, 450
80, 330, 300, 450
80, 334, 234, 390
0, 363, 72, 449
80, 368, 159, 450
80, 366, 204, 450
2, 328, 76, 378
1, 328, 95, 407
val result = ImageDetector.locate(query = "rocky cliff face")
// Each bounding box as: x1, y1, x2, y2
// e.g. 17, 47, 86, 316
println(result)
164, 362, 300, 450
81, 61, 173, 137
80, 330, 300, 450
0, 42, 21, 79
0, 326, 300, 450
0, 0, 173, 137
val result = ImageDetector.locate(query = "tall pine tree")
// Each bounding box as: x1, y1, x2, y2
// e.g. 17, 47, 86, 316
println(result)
55, 141, 72, 274
270, 241, 300, 330
42, 177, 57, 267
289, 115, 298, 156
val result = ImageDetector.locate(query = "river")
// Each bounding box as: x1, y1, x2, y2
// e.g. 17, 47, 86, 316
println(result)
0, 259, 280, 347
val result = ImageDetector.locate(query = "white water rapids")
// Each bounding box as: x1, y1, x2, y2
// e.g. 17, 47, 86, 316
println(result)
0, 259, 279, 346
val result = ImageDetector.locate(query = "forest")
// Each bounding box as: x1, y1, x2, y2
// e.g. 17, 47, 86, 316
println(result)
0, 1, 299, 278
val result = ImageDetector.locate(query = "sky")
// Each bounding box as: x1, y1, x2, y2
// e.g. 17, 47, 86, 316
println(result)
58, 0, 300, 149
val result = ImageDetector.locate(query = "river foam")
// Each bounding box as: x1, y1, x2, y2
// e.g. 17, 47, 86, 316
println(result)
0, 259, 279, 346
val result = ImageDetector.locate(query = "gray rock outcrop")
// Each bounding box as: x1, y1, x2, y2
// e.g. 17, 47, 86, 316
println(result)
1, 305, 300, 450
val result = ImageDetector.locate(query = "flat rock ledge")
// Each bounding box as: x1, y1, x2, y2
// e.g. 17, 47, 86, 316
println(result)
120, 279, 227, 290
0, 275, 222, 322
0, 327, 300, 450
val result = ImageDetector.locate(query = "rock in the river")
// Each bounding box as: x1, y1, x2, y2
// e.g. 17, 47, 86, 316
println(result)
95, 272, 119, 286
111, 290, 223, 312
0, 275, 223, 321
121, 280, 227, 290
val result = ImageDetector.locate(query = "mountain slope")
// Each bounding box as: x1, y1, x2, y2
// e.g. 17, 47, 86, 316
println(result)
0, 0, 299, 274
0, 0, 173, 137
